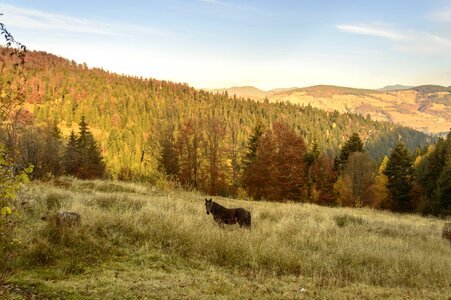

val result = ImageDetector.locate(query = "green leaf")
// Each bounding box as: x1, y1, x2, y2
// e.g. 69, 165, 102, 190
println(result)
24, 165, 34, 174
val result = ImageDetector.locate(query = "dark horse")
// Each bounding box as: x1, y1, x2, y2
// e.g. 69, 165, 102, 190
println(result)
205, 198, 251, 228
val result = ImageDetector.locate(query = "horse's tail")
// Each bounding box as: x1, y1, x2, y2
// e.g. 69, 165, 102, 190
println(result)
245, 211, 252, 229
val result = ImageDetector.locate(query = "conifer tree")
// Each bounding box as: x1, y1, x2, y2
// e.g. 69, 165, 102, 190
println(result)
384, 142, 414, 212
62, 130, 80, 176
305, 138, 321, 202
242, 119, 265, 170
76, 115, 105, 179
417, 131, 451, 215
242, 120, 265, 194
335, 133, 364, 171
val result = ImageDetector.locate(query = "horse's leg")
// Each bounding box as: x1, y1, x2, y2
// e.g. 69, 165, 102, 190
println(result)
214, 217, 224, 228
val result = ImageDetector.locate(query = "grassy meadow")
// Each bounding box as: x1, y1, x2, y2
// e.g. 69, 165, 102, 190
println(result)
6, 177, 451, 299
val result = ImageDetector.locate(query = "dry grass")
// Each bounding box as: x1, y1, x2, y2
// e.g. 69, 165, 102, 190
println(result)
8, 177, 451, 299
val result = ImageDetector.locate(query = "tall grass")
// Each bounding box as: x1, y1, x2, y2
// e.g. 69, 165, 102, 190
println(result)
12, 177, 451, 296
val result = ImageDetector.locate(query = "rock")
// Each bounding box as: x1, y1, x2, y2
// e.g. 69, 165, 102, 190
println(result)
41, 211, 81, 227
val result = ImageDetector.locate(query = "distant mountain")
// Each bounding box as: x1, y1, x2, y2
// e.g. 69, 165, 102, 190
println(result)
208, 86, 300, 99
281, 85, 377, 97
208, 86, 267, 99
211, 84, 451, 134
270, 85, 451, 134
411, 85, 451, 93
378, 84, 413, 91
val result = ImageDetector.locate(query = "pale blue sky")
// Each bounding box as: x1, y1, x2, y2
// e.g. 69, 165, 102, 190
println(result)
1, 0, 450, 89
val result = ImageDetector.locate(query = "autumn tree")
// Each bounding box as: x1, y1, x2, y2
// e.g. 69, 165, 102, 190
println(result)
310, 153, 337, 205
368, 156, 391, 209
176, 118, 204, 189
158, 125, 179, 178
12, 122, 63, 178
245, 121, 307, 201
384, 142, 414, 212
0, 20, 31, 283
205, 117, 228, 195
334, 152, 375, 207
0, 22, 26, 123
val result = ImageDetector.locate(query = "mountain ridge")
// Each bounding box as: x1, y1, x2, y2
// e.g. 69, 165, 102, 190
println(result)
209, 84, 451, 134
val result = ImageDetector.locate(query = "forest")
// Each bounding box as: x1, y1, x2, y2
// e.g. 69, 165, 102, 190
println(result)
0, 47, 449, 216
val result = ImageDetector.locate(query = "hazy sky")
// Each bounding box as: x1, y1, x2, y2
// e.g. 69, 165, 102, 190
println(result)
1, 0, 450, 90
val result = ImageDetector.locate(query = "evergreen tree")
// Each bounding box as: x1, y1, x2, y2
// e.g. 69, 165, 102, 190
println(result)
62, 130, 80, 176
384, 142, 414, 212
416, 131, 451, 215
242, 120, 265, 194
305, 138, 321, 202
335, 133, 364, 171
242, 120, 265, 170
75, 116, 105, 179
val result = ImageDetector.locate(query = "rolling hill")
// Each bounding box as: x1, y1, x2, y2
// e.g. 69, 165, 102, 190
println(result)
212, 85, 451, 135
0, 48, 434, 179
377, 84, 413, 92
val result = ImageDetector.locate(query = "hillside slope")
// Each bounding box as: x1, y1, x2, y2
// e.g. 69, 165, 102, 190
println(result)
9, 178, 451, 299
1, 49, 433, 178
212, 85, 451, 135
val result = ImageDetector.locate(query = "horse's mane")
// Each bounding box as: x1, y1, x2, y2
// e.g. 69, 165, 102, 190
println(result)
210, 201, 227, 214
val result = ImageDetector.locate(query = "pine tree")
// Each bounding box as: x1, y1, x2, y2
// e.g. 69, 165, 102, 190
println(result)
384, 142, 414, 212
62, 130, 80, 176
76, 115, 105, 179
305, 138, 321, 202
242, 119, 265, 170
242, 120, 265, 195
335, 133, 364, 171
416, 130, 451, 215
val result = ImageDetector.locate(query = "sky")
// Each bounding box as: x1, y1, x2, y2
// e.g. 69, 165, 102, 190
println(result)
0, 0, 450, 90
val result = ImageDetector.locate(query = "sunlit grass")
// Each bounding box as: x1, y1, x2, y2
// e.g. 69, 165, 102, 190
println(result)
9, 177, 451, 298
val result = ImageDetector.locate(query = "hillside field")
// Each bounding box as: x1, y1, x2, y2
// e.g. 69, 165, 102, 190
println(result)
6, 178, 451, 299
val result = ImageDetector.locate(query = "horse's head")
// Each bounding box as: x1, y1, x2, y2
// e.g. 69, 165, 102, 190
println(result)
205, 198, 213, 215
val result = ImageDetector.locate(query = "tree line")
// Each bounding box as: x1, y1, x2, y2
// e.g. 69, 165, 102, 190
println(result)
0, 47, 447, 216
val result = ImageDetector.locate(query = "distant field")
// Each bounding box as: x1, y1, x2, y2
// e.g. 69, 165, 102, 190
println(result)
8, 178, 451, 299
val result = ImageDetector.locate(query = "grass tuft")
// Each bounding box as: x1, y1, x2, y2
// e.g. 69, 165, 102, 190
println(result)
334, 214, 365, 227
